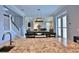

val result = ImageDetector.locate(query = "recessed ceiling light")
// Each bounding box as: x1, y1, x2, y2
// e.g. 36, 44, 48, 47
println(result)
37, 9, 40, 11
21, 9, 24, 11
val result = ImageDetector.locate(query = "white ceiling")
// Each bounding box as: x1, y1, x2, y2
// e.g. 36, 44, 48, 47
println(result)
15, 5, 62, 17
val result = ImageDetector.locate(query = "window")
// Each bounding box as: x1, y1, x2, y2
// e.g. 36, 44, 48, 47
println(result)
4, 14, 10, 31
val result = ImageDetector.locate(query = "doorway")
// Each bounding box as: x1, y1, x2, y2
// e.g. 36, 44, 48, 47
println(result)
57, 13, 67, 46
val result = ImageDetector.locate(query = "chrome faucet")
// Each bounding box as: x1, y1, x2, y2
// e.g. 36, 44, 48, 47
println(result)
2, 32, 12, 45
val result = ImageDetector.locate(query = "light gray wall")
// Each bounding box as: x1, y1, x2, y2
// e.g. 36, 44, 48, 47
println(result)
67, 6, 79, 40
55, 5, 79, 41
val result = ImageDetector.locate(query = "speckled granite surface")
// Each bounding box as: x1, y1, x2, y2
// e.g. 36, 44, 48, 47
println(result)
1, 37, 79, 53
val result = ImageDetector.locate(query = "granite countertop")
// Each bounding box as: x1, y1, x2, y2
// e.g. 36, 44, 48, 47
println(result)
1, 38, 79, 53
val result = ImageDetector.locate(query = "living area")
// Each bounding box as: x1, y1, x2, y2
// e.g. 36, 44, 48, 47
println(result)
25, 16, 56, 38
1, 5, 79, 52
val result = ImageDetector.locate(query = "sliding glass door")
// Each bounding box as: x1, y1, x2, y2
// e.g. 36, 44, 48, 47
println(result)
57, 18, 62, 37
57, 15, 67, 38
57, 14, 67, 46
62, 15, 67, 39
62, 15, 67, 46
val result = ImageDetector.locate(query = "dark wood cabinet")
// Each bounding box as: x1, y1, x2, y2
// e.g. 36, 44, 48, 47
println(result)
74, 36, 79, 42
25, 31, 56, 38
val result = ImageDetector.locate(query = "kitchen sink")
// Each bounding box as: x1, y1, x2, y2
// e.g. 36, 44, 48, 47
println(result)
0, 46, 15, 52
